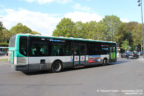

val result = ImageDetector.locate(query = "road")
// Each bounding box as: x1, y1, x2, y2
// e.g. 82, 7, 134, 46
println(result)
0, 55, 8, 59
0, 57, 144, 96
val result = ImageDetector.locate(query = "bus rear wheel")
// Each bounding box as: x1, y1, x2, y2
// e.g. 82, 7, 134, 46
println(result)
51, 61, 63, 73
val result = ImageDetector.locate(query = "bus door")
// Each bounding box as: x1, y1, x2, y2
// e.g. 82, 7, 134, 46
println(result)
109, 46, 116, 62
73, 43, 87, 66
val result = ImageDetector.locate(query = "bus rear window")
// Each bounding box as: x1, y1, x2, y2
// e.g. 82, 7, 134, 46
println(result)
9, 35, 16, 47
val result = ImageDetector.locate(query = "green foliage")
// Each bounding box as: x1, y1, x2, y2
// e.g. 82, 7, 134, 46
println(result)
31, 31, 41, 35
1, 29, 11, 42
86, 21, 97, 39
52, 16, 144, 51
10, 23, 32, 35
0, 22, 10, 43
93, 22, 106, 40
0, 42, 8, 46
101, 15, 121, 41
53, 19, 107, 40
73, 21, 86, 38
115, 23, 132, 44
10, 23, 41, 36
0, 22, 4, 32
53, 16, 144, 51
53, 18, 74, 37
121, 40, 129, 51
0, 22, 41, 45
125, 22, 138, 48
0, 22, 4, 42
0, 59, 8, 61
85, 21, 106, 40
131, 23, 142, 48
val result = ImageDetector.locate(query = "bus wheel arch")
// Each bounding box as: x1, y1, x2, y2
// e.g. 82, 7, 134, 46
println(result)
51, 60, 63, 73
103, 58, 108, 65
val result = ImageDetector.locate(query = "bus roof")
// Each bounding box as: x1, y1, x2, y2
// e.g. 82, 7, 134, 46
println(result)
16, 34, 116, 44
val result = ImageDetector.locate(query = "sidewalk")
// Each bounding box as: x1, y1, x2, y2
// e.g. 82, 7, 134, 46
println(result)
137, 56, 144, 61
0, 55, 8, 59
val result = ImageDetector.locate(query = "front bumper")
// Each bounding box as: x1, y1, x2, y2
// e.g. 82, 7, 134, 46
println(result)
12, 64, 28, 72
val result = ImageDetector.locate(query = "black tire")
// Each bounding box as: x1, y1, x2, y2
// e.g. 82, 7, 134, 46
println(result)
103, 59, 107, 65
51, 61, 63, 73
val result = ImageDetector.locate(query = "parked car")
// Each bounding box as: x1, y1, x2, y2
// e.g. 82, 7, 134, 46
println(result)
121, 52, 129, 58
127, 51, 139, 59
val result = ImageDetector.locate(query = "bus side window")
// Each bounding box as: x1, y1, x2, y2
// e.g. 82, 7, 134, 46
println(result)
31, 47, 36, 56
35, 47, 43, 56
50, 43, 72, 56
65, 44, 71, 55
51, 44, 64, 56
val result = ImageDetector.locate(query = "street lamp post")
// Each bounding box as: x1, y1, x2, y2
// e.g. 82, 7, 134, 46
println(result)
138, 0, 144, 58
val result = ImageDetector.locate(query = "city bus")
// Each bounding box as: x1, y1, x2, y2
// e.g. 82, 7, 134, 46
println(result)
9, 34, 117, 73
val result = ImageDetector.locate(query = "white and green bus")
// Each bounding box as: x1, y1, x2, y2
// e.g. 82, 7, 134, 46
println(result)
9, 34, 117, 73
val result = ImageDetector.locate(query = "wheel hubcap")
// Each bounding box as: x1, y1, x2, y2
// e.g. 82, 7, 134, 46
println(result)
53, 62, 61, 72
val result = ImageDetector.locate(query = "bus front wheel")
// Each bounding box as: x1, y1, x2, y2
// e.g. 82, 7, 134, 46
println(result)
51, 61, 63, 73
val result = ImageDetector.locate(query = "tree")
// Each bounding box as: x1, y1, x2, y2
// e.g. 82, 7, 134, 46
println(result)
0, 22, 10, 43
72, 21, 86, 38
85, 21, 97, 39
94, 22, 106, 40
10, 23, 40, 36
131, 23, 142, 50
10, 23, 32, 35
121, 40, 129, 51
115, 23, 127, 43
53, 18, 75, 37
84, 21, 106, 40
0, 21, 4, 32
1, 28, 10, 43
31, 31, 41, 35
125, 22, 138, 49
101, 15, 121, 41
52, 16, 143, 52
0, 22, 4, 42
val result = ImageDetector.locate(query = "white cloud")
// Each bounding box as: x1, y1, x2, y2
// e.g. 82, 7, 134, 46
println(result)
1, 9, 61, 35
64, 11, 103, 22
1, 9, 103, 35
25, 0, 72, 4
73, 3, 91, 12
120, 18, 129, 22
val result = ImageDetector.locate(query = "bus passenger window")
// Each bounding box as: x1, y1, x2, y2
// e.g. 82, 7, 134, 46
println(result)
51, 44, 64, 56
29, 37, 50, 57
35, 47, 43, 56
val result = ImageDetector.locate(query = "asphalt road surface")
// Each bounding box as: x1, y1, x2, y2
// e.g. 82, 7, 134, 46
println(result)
0, 57, 144, 96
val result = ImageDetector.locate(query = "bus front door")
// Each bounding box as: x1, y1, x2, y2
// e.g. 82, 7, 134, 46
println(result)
73, 43, 87, 66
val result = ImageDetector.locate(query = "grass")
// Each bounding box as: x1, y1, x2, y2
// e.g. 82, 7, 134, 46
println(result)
0, 59, 8, 61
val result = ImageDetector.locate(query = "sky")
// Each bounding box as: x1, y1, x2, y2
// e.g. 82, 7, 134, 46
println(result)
0, 0, 142, 35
